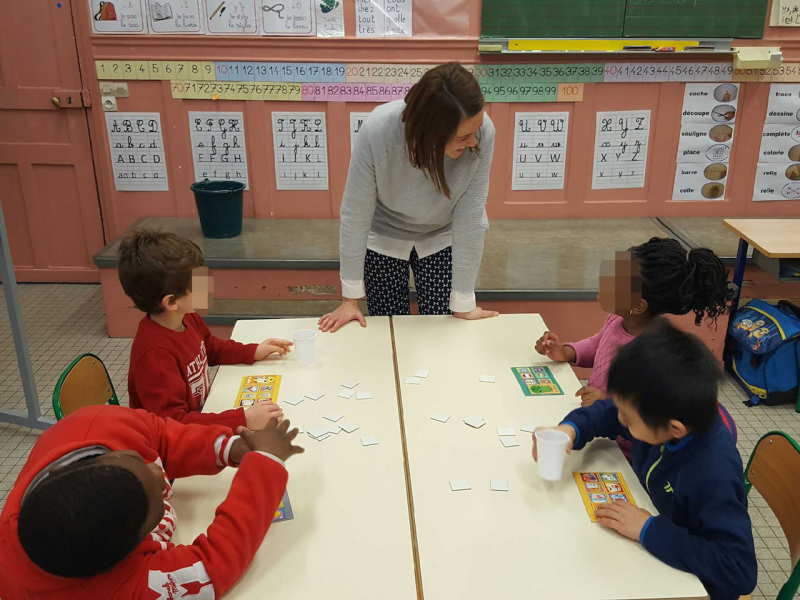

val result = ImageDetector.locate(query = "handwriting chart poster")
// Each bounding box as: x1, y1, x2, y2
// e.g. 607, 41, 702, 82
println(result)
105, 113, 168, 191
204, 0, 258, 33
272, 112, 329, 190
90, 0, 147, 33
591, 110, 651, 190
512, 112, 570, 191
350, 112, 371, 150
189, 112, 249, 189
262, 0, 316, 35
146, 0, 204, 33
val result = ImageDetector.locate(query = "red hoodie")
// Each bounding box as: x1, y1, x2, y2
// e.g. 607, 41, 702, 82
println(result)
0, 405, 288, 600
129, 313, 258, 429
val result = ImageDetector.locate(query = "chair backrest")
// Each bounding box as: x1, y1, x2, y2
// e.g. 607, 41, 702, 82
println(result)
745, 432, 800, 600
52, 354, 119, 420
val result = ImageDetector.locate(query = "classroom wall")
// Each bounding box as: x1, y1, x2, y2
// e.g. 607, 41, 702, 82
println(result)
10, 0, 800, 257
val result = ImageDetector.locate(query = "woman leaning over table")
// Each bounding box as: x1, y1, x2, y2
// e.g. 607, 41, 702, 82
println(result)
318, 62, 498, 333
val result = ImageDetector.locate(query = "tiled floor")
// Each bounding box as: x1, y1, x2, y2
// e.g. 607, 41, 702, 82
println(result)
0, 283, 797, 599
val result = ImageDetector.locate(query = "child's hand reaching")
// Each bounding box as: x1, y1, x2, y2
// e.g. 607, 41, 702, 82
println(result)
531, 425, 576, 462
254, 338, 293, 361
575, 386, 606, 407
235, 418, 305, 463
595, 501, 653, 542
534, 332, 576, 363
244, 401, 283, 430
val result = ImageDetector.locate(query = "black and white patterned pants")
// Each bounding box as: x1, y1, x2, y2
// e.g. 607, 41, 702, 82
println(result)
364, 247, 453, 316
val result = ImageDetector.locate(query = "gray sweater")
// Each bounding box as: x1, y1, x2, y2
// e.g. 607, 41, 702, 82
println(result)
339, 100, 495, 296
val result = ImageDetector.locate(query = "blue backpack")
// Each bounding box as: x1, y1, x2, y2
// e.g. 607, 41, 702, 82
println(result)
728, 299, 800, 408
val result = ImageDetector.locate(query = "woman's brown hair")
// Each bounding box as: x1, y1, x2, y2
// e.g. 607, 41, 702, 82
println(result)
402, 62, 485, 198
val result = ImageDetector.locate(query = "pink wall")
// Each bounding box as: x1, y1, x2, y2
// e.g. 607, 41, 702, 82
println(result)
69, 0, 800, 243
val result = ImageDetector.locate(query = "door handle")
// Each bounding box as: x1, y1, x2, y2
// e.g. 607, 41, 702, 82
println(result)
51, 96, 61, 108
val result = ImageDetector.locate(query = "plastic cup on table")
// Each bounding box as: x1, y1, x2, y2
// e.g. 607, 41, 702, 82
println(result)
535, 429, 571, 482
292, 329, 316, 367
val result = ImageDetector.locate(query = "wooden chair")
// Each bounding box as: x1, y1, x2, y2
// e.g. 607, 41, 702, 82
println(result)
52, 354, 119, 420
744, 432, 800, 600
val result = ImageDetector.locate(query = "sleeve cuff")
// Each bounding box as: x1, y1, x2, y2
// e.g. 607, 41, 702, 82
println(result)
341, 277, 365, 299
560, 420, 580, 447
214, 434, 242, 468
449, 291, 477, 313
562, 343, 580, 366
639, 515, 655, 545
254, 451, 286, 469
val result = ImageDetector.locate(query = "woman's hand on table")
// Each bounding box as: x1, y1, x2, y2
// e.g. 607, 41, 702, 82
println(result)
531, 425, 575, 462
595, 501, 653, 542
453, 307, 499, 321
318, 299, 366, 333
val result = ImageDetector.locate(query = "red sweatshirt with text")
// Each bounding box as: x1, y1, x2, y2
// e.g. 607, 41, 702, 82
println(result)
129, 313, 258, 429
0, 405, 288, 600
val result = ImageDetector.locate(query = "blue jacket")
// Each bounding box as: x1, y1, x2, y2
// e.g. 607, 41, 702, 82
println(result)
562, 400, 757, 600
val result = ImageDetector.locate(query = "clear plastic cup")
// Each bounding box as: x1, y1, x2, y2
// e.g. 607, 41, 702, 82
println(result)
292, 329, 316, 367
535, 429, 571, 481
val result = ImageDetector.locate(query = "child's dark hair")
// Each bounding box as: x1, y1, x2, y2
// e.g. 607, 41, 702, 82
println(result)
18, 461, 149, 578
607, 319, 722, 434
118, 229, 204, 315
631, 237, 733, 326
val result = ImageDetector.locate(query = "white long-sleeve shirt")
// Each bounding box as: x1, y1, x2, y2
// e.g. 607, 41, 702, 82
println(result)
339, 100, 495, 313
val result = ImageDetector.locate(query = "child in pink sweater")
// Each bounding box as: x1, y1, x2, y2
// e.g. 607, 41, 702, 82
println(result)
535, 238, 737, 459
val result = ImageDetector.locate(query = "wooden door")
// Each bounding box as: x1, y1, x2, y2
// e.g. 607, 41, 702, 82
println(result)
0, 0, 105, 282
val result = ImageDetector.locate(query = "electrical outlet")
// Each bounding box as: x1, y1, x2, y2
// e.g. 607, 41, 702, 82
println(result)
102, 96, 117, 111
99, 82, 114, 95
113, 83, 129, 98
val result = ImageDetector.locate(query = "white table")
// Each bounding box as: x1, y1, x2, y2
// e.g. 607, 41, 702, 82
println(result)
170, 317, 418, 600
392, 314, 707, 600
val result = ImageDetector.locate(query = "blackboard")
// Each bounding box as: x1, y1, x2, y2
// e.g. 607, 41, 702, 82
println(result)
481, 0, 767, 39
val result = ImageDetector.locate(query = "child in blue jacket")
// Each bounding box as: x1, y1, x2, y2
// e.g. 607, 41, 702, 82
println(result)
533, 319, 756, 600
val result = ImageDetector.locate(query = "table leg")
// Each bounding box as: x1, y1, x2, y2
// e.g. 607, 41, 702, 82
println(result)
723, 238, 749, 372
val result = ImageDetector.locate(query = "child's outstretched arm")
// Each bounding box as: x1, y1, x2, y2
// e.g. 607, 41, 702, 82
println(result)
635, 470, 757, 598
193, 314, 259, 366
560, 399, 632, 450
138, 420, 304, 599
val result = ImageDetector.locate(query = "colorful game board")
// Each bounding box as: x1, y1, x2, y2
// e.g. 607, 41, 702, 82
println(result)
511, 366, 563, 396
234, 375, 282, 408
273, 491, 294, 523
573, 471, 638, 523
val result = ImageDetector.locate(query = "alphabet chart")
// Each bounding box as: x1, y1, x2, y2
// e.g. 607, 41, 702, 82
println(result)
105, 112, 169, 191
355, 0, 412, 37
204, 0, 258, 34
591, 110, 650, 190
261, 0, 316, 35
89, 0, 147, 34
350, 112, 371, 150
512, 112, 570, 191
146, 0, 204, 33
271, 112, 329, 190
189, 112, 249, 189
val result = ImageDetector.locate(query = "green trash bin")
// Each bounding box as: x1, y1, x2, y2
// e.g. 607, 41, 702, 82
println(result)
190, 179, 244, 239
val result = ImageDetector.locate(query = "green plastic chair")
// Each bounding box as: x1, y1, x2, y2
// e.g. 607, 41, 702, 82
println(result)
52, 353, 119, 420
744, 431, 800, 600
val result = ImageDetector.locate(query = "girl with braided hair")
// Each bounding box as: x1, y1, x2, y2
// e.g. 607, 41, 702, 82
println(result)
535, 237, 736, 460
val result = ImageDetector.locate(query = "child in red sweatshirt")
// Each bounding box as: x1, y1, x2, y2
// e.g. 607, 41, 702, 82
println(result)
0, 404, 303, 599
121, 229, 291, 430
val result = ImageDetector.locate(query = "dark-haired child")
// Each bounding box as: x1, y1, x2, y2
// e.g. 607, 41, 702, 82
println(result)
535, 237, 737, 457
0, 404, 303, 599
532, 321, 756, 600
120, 229, 291, 430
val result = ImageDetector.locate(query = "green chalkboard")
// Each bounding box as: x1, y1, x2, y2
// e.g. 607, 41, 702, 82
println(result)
481, 0, 625, 38
481, 0, 767, 39
623, 0, 768, 39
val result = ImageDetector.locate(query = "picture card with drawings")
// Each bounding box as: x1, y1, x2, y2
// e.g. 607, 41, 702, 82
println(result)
272, 112, 329, 190
90, 0, 148, 34
146, 0, 204, 33
105, 112, 168, 191
261, 0, 316, 35
204, 0, 258, 34
188, 111, 249, 189
753, 162, 800, 201
676, 124, 735, 164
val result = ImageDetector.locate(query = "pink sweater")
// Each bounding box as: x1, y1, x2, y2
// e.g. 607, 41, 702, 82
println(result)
564, 314, 635, 392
